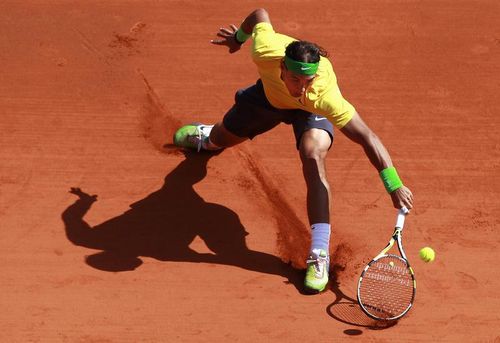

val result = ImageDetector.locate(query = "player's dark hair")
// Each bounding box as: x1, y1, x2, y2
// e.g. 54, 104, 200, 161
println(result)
285, 40, 329, 63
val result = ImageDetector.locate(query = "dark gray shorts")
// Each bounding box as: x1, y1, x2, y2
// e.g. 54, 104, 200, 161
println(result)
222, 80, 334, 150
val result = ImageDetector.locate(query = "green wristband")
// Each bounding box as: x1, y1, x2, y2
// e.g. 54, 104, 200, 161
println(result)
235, 28, 251, 44
379, 167, 403, 193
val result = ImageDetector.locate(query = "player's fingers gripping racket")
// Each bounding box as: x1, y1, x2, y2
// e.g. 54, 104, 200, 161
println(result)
357, 207, 416, 321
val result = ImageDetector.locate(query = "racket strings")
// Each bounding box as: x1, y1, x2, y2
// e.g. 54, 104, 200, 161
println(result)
359, 256, 414, 319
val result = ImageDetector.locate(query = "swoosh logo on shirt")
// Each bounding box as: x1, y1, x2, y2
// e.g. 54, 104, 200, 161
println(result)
314, 117, 327, 121
300, 66, 311, 70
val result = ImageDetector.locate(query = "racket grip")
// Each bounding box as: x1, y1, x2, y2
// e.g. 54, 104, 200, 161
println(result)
396, 206, 409, 229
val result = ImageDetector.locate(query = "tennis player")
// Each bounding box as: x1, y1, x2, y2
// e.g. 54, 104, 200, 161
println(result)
174, 8, 414, 293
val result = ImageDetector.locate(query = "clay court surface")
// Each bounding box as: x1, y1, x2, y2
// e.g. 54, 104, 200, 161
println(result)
1, 1, 499, 341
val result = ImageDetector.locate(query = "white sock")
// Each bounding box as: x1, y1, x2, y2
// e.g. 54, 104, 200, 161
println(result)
310, 223, 331, 253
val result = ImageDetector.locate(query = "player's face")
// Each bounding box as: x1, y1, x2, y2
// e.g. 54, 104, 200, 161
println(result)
280, 61, 316, 98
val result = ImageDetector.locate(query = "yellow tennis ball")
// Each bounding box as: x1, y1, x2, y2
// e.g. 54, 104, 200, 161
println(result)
419, 247, 435, 262
389, 261, 394, 267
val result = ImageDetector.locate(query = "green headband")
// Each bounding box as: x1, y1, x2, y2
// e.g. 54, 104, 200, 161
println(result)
284, 56, 319, 75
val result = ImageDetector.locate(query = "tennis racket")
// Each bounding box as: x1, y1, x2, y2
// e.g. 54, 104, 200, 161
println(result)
357, 207, 416, 321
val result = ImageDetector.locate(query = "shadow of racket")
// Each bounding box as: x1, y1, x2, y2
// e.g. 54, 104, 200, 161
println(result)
326, 264, 398, 331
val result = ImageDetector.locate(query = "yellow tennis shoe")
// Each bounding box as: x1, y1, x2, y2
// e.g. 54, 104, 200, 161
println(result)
304, 249, 330, 293
173, 123, 213, 152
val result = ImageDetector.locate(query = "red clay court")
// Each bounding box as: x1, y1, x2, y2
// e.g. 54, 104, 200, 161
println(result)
1, 1, 499, 341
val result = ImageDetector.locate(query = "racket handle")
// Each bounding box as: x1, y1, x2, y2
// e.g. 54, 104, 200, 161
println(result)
396, 206, 409, 229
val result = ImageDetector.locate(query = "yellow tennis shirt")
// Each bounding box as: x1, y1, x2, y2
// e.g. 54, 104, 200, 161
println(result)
251, 22, 355, 128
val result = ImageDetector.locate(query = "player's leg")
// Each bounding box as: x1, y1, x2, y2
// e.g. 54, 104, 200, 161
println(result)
299, 128, 332, 225
174, 80, 281, 151
173, 119, 248, 151
292, 114, 334, 293
209, 121, 247, 148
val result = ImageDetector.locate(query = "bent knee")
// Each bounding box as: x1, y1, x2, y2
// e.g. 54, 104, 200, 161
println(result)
300, 148, 327, 163
299, 129, 330, 161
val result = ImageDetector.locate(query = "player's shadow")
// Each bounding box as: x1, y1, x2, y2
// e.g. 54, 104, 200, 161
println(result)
326, 264, 398, 332
62, 150, 303, 290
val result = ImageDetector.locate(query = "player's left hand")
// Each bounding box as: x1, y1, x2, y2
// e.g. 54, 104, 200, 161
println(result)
210, 24, 242, 54
390, 185, 413, 210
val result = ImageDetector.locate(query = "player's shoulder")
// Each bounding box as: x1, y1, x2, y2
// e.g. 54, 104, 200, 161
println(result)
318, 55, 333, 69
314, 57, 336, 87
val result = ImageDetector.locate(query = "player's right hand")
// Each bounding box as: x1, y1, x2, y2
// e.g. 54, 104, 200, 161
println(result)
390, 185, 414, 210
210, 24, 242, 54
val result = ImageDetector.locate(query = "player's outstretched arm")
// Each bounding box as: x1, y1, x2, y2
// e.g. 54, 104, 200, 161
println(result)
210, 8, 271, 53
340, 112, 414, 210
